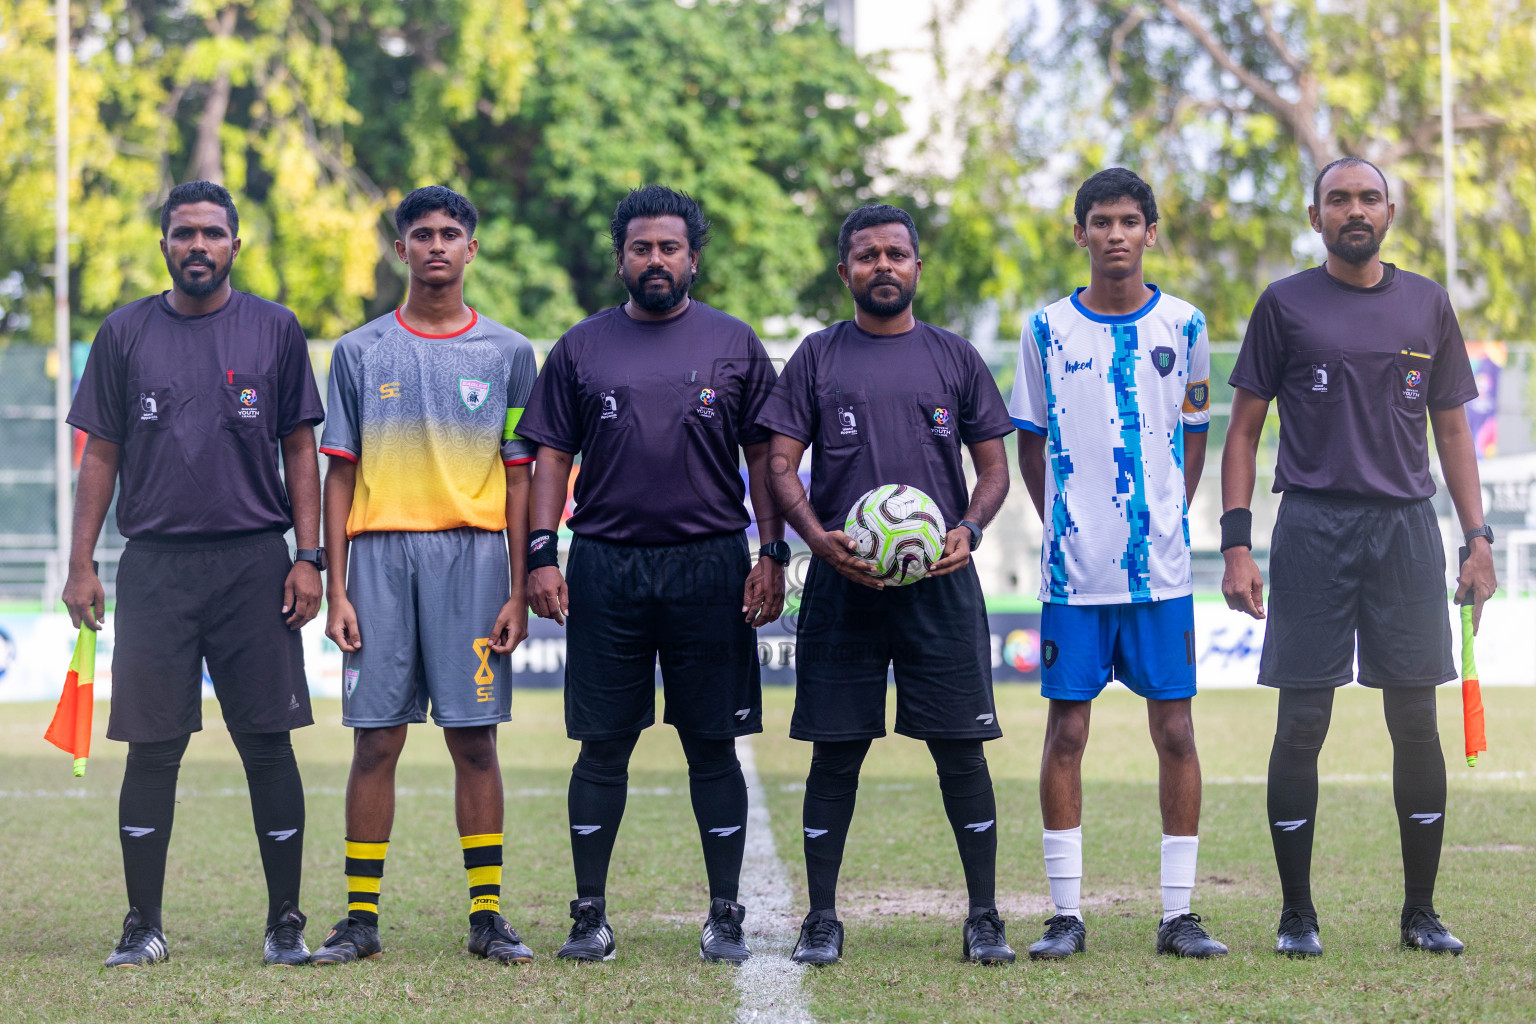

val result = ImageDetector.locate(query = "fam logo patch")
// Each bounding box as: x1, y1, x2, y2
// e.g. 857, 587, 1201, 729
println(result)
1041, 638, 1060, 669
698, 387, 716, 406
694, 386, 718, 420
460, 378, 490, 411
1402, 368, 1423, 402
240, 388, 258, 406
1150, 346, 1176, 378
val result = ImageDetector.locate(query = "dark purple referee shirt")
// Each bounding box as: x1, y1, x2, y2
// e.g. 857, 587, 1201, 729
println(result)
515, 301, 777, 544
67, 291, 325, 538
1229, 265, 1477, 501
754, 320, 1014, 532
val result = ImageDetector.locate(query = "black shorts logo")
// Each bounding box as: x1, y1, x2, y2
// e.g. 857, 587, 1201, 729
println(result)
1042, 639, 1059, 668
1151, 346, 1176, 378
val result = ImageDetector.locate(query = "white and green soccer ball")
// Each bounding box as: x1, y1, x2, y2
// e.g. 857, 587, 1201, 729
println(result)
844, 484, 947, 586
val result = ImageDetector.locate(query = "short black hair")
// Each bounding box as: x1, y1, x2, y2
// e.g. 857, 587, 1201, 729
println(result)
1312, 157, 1389, 208
161, 180, 239, 237
837, 204, 919, 265
609, 185, 711, 255
1074, 167, 1157, 227
395, 185, 478, 237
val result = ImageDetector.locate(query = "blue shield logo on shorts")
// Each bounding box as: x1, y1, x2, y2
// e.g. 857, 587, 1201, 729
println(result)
1042, 639, 1059, 669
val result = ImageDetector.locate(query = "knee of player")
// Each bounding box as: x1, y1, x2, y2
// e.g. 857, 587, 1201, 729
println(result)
1151, 714, 1198, 762
445, 728, 501, 773
351, 726, 407, 774
1384, 692, 1440, 745
1043, 717, 1090, 761
1275, 702, 1331, 748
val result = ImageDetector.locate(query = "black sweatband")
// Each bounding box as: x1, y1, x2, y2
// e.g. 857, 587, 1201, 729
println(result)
1219, 508, 1253, 552
527, 529, 559, 570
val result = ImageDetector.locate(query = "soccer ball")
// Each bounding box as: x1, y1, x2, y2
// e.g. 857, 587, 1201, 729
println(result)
844, 484, 947, 586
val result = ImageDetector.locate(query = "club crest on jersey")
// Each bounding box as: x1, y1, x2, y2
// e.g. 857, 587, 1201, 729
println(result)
1150, 346, 1176, 378
460, 378, 490, 411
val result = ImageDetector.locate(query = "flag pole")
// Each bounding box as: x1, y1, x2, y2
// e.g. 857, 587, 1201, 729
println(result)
53, 0, 72, 606
1438, 0, 1456, 299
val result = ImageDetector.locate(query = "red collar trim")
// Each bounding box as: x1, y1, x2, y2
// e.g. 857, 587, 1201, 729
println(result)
394, 307, 478, 339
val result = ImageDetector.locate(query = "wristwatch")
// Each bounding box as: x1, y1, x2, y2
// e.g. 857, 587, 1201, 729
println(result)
759, 540, 791, 567
295, 547, 328, 571
958, 519, 983, 551
1464, 525, 1494, 547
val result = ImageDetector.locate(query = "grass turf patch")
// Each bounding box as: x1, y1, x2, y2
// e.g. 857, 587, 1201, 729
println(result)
2, 686, 1534, 1022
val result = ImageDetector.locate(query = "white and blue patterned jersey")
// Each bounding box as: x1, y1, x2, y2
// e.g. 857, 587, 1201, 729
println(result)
1010, 286, 1211, 605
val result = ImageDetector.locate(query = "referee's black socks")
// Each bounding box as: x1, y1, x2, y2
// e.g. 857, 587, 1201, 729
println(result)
679, 733, 748, 903
568, 734, 639, 898
802, 740, 871, 914
1384, 688, 1446, 912
118, 734, 190, 930
231, 731, 305, 927
1270, 687, 1447, 916
928, 739, 998, 913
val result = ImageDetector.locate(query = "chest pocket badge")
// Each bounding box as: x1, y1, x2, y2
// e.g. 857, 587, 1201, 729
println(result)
1150, 346, 1176, 378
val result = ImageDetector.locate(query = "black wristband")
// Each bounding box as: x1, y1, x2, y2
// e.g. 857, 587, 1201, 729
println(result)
527, 529, 559, 571
1219, 508, 1253, 552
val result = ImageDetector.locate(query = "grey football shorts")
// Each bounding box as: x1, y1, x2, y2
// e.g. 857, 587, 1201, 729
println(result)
341, 528, 513, 728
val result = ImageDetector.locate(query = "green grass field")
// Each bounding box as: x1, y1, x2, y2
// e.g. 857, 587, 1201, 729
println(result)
2, 686, 1533, 1023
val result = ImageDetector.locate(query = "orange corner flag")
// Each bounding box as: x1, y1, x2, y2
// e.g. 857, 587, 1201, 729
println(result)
1460, 604, 1487, 768
44, 626, 97, 777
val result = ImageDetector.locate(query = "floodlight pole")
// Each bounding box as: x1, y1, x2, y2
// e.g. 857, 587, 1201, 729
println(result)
53, 0, 71, 604
1438, 0, 1457, 298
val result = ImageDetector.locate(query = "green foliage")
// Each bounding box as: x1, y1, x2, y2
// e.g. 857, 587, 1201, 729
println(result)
2, 0, 900, 344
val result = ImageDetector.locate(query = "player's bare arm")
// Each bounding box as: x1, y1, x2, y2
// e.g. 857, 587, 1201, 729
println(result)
766, 432, 882, 589
280, 423, 323, 629
742, 440, 787, 625
1017, 429, 1047, 521
323, 457, 361, 651
492, 463, 533, 653
1182, 426, 1208, 505
1430, 405, 1498, 631
61, 435, 119, 631
929, 435, 1009, 577
528, 445, 574, 624
1220, 386, 1269, 619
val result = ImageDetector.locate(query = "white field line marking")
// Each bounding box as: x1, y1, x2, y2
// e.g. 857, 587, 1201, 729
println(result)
734, 737, 813, 1024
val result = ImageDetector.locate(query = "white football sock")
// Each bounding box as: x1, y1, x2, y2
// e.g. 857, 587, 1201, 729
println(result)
1161, 834, 1199, 921
1042, 826, 1083, 920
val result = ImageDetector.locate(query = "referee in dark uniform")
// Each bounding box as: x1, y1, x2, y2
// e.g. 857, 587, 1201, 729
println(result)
517, 186, 784, 964
1222, 158, 1497, 958
757, 204, 1016, 966
62, 182, 326, 967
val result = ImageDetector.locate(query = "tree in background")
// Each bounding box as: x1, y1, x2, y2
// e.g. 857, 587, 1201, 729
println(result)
1, 0, 901, 342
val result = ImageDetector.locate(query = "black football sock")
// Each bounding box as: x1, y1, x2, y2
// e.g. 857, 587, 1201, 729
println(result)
231, 731, 305, 927
679, 732, 748, 903
802, 739, 871, 914
928, 739, 998, 912
568, 734, 640, 899
1268, 687, 1334, 915
119, 734, 191, 930
1384, 687, 1446, 912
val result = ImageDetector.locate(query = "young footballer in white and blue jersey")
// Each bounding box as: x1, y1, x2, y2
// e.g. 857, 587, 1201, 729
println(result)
1012, 168, 1227, 960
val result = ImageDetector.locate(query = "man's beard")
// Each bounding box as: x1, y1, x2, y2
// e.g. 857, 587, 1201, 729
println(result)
852, 274, 915, 318
623, 266, 693, 313
1326, 223, 1383, 264
169, 255, 231, 298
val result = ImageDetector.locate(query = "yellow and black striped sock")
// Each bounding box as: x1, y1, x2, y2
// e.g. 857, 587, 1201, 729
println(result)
461, 833, 503, 922
345, 838, 389, 926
